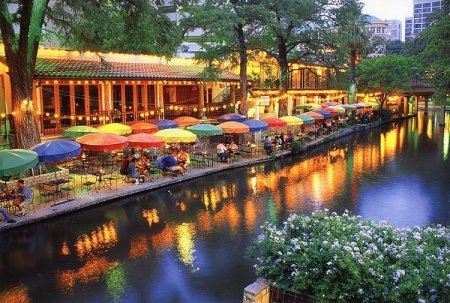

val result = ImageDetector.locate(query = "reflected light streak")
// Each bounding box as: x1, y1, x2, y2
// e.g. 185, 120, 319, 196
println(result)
427, 118, 433, 139
244, 198, 257, 231
443, 124, 449, 160
176, 223, 196, 267
142, 209, 160, 227
0, 284, 30, 303
60, 241, 70, 256
129, 235, 149, 259
75, 221, 118, 258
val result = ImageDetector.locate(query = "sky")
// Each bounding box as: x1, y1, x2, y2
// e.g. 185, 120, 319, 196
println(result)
360, 0, 413, 40
360, 0, 413, 22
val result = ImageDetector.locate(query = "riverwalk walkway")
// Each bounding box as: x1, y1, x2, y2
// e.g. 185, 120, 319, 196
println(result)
0, 115, 414, 232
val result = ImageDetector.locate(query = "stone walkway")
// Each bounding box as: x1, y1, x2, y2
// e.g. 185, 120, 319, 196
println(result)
0, 115, 414, 232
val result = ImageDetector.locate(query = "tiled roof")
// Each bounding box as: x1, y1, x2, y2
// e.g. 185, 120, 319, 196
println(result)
34, 58, 239, 81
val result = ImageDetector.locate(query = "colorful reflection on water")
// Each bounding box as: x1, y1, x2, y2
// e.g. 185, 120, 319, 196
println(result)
0, 112, 448, 302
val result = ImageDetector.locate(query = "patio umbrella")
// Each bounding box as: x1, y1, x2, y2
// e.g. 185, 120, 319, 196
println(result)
63, 126, 98, 138
242, 120, 269, 132
295, 114, 315, 125
354, 103, 366, 109
153, 119, 179, 130
309, 104, 323, 110
97, 123, 132, 135
0, 149, 38, 177
304, 111, 325, 121
368, 101, 380, 109
339, 104, 357, 111
321, 101, 339, 107
322, 107, 340, 117
357, 103, 372, 108
261, 117, 288, 128
127, 134, 165, 148
279, 116, 303, 126
312, 110, 332, 119
154, 129, 197, 143
31, 139, 81, 163
217, 113, 246, 122
131, 122, 158, 134
295, 104, 313, 110
76, 133, 128, 152
174, 116, 200, 127
217, 121, 249, 134
187, 124, 223, 136
328, 105, 345, 114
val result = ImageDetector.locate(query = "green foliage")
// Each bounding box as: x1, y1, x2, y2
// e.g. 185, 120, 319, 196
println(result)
373, 108, 393, 121
403, 36, 427, 56
418, 0, 450, 102
356, 55, 421, 108
250, 210, 450, 303
47, 0, 181, 57
291, 140, 305, 154
385, 40, 404, 55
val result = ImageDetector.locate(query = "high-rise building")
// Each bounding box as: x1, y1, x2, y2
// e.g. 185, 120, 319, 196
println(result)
386, 20, 402, 41
405, 0, 443, 40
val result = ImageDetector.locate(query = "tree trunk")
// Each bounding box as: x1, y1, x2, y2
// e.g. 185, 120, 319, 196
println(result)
236, 23, 248, 117
276, 35, 289, 117
8, 62, 41, 149
350, 48, 357, 85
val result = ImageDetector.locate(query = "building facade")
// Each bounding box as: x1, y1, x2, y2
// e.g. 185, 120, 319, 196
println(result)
405, 0, 443, 40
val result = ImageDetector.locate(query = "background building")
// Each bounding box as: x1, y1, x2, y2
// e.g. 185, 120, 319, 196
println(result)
365, 15, 402, 41
405, 0, 443, 39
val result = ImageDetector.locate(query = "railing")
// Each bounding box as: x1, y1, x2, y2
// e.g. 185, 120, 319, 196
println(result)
269, 285, 315, 303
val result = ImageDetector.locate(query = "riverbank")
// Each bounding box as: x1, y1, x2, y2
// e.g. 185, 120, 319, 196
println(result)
0, 114, 416, 232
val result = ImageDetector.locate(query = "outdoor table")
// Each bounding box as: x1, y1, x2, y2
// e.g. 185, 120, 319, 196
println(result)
192, 152, 216, 168
94, 169, 114, 190
44, 179, 70, 205
0, 196, 15, 215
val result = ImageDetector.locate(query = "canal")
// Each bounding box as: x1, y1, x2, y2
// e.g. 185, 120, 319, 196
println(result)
0, 113, 449, 302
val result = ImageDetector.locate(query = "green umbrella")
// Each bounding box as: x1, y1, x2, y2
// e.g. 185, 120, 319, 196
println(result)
187, 124, 223, 136
296, 114, 315, 125
63, 126, 98, 138
295, 104, 312, 110
0, 149, 39, 177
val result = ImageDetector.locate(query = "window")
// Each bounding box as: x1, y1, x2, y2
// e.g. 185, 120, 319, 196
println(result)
432, 1, 441, 7
414, 4, 422, 8
137, 85, 145, 111
42, 85, 55, 115
89, 85, 99, 114
125, 85, 133, 111
147, 85, 155, 109
423, 2, 431, 7
112, 85, 122, 112
59, 85, 70, 116
74, 85, 85, 115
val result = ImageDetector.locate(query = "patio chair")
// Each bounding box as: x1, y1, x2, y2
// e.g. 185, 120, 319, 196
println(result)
24, 189, 36, 214
103, 170, 118, 190
37, 183, 56, 206
80, 174, 97, 193
60, 176, 76, 201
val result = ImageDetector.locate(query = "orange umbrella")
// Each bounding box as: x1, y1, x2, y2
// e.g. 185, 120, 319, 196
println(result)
131, 122, 158, 134
76, 133, 128, 152
304, 111, 325, 121
217, 121, 250, 134
127, 134, 165, 148
261, 117, 288, 128
174, 116, 200, 127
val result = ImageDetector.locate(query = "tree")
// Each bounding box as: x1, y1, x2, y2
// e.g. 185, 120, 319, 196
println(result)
334, 0, 368, 103
356, 55, 420, 109
419, 0, 450, 125
0, 0, 180, 149
385, 39, 404, 55
180, 0, 264, 117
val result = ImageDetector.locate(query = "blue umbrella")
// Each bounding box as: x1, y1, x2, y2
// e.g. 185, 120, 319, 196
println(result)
312, 110, 332, 120
153, 119, 179, 130
242, 120, 269, 132
354, 103, 366, 109
217, 113, 246, 122
31, 139, 81, 163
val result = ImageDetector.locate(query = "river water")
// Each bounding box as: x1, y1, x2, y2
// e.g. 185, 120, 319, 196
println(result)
0, 113, 449, 303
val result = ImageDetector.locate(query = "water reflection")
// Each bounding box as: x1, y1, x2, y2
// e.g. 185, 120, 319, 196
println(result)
0, 113, 448, 303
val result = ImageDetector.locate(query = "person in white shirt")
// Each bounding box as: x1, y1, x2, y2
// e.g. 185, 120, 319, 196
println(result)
216, 142, 229, 162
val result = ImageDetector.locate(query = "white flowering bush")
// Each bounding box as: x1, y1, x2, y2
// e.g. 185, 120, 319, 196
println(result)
249, 210, 450, 303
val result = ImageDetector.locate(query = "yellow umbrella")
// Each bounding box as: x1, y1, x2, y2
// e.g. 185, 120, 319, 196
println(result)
154, 128, 197, 143
368, 101, 380, 109
309, 103, 323, 110
97, 123, 132, 135
279, 116, 303, 126
328, 105, 345, 113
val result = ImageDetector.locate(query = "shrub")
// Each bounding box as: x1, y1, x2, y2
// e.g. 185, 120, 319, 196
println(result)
249, 210, 450, 303
291, 141, 305, 154
374, 108, 393, 120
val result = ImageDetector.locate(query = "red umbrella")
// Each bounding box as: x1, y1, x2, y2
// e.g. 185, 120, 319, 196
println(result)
261, 117, 288, 128
127, 134, 165, 148
304, 111, 325, 121
217, 121, 250, 134
131, 122, 158, 134
76, 133, 128, 152
323, 107, 340, 117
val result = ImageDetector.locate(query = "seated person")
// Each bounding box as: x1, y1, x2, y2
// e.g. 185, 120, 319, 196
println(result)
162, 149, 183, 175
127, 148, 139, 178
262, 136, 273, 155
177, 148, 189, 175
136, 154, 151, 177
120, 154, 130, 175
216, 142, 229, 162
1, 186, 15, 200
13, 179, 33, 216
0, 207, 16, 223
229, 140, 239, 154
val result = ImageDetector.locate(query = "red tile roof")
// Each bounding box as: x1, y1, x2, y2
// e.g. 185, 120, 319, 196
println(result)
34, 58, 240, 81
